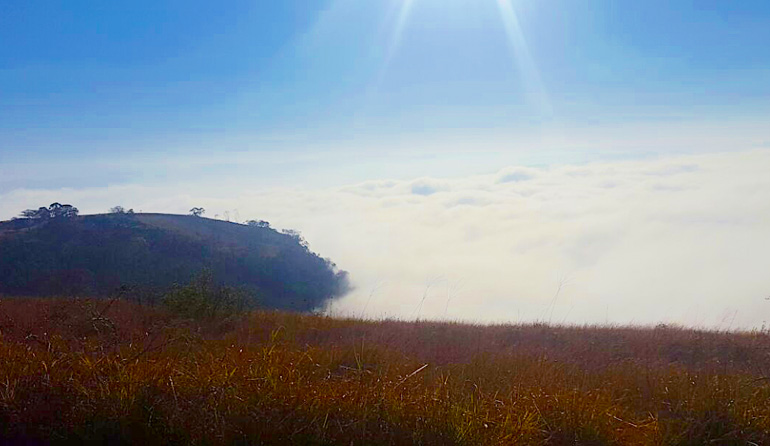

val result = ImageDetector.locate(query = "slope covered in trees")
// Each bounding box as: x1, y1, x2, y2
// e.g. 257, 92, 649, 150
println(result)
0, 212, 349, 311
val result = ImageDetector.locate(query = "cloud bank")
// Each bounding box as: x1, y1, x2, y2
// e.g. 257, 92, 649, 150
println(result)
2, 149, 769, 328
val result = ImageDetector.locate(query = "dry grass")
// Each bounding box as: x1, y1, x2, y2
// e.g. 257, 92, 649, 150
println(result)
1, 298, 769, 445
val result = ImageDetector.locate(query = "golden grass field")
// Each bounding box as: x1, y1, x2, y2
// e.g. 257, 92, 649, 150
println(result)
1, 298, 769, 445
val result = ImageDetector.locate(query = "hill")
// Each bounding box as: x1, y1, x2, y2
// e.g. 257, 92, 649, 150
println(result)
0, 212, 349, 311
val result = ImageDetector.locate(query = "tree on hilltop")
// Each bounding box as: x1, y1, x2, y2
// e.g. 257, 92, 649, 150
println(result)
110, 206, 135, 216
20, 203, 79, 220
20, 207, 50, 219
246, 219, 271, 228
281, 229, 309, 249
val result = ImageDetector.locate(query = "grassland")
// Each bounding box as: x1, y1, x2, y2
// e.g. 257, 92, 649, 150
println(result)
1, 298, 769, 445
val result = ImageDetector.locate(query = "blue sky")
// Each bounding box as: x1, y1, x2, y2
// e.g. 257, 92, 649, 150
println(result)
2, 0, 769, 175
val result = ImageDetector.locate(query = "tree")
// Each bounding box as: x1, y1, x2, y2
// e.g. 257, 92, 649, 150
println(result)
19, 207, 49, 219
189, 207, 205, 217
246, 219, 271, 228
57, 204, 79, 218
19, 203, 78, 220
281, 229, 309, 249
110, 206, 125, 214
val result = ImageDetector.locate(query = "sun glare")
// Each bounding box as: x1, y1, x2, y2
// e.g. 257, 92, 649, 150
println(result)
380, 0, 551, 116
495, 0, 552, 116
382, 0, 414, 75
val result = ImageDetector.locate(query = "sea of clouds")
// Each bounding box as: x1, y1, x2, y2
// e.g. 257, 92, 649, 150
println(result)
2, 149, 769, 328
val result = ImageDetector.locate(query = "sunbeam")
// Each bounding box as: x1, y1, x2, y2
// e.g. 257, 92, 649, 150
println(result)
361, 0, 415, 121
385, 0, 415, 70
495, 0, 552, 117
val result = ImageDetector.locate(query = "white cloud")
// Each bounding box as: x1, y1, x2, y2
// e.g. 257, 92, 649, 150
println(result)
495, 166, 538, 183
2, 149, 770, 328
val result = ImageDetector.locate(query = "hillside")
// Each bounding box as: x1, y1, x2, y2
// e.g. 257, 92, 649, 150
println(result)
1, 298, 770, 445
0, 213, 349, 311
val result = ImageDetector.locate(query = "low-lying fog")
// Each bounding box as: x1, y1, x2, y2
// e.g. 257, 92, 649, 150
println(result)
2, 148, 769, 329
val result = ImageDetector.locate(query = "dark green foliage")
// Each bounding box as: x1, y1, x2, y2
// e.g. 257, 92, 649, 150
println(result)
0, 213, 350, 311
162, 270, 252, 320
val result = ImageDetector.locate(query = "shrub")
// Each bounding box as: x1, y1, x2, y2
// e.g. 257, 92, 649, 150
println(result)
161, 270, 254, 320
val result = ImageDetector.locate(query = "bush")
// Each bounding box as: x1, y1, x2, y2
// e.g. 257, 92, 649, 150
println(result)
162, 270, 254, 320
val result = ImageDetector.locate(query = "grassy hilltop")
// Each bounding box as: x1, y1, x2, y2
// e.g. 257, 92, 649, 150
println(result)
0, 212, 349, 311
0, 298, 769, 445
